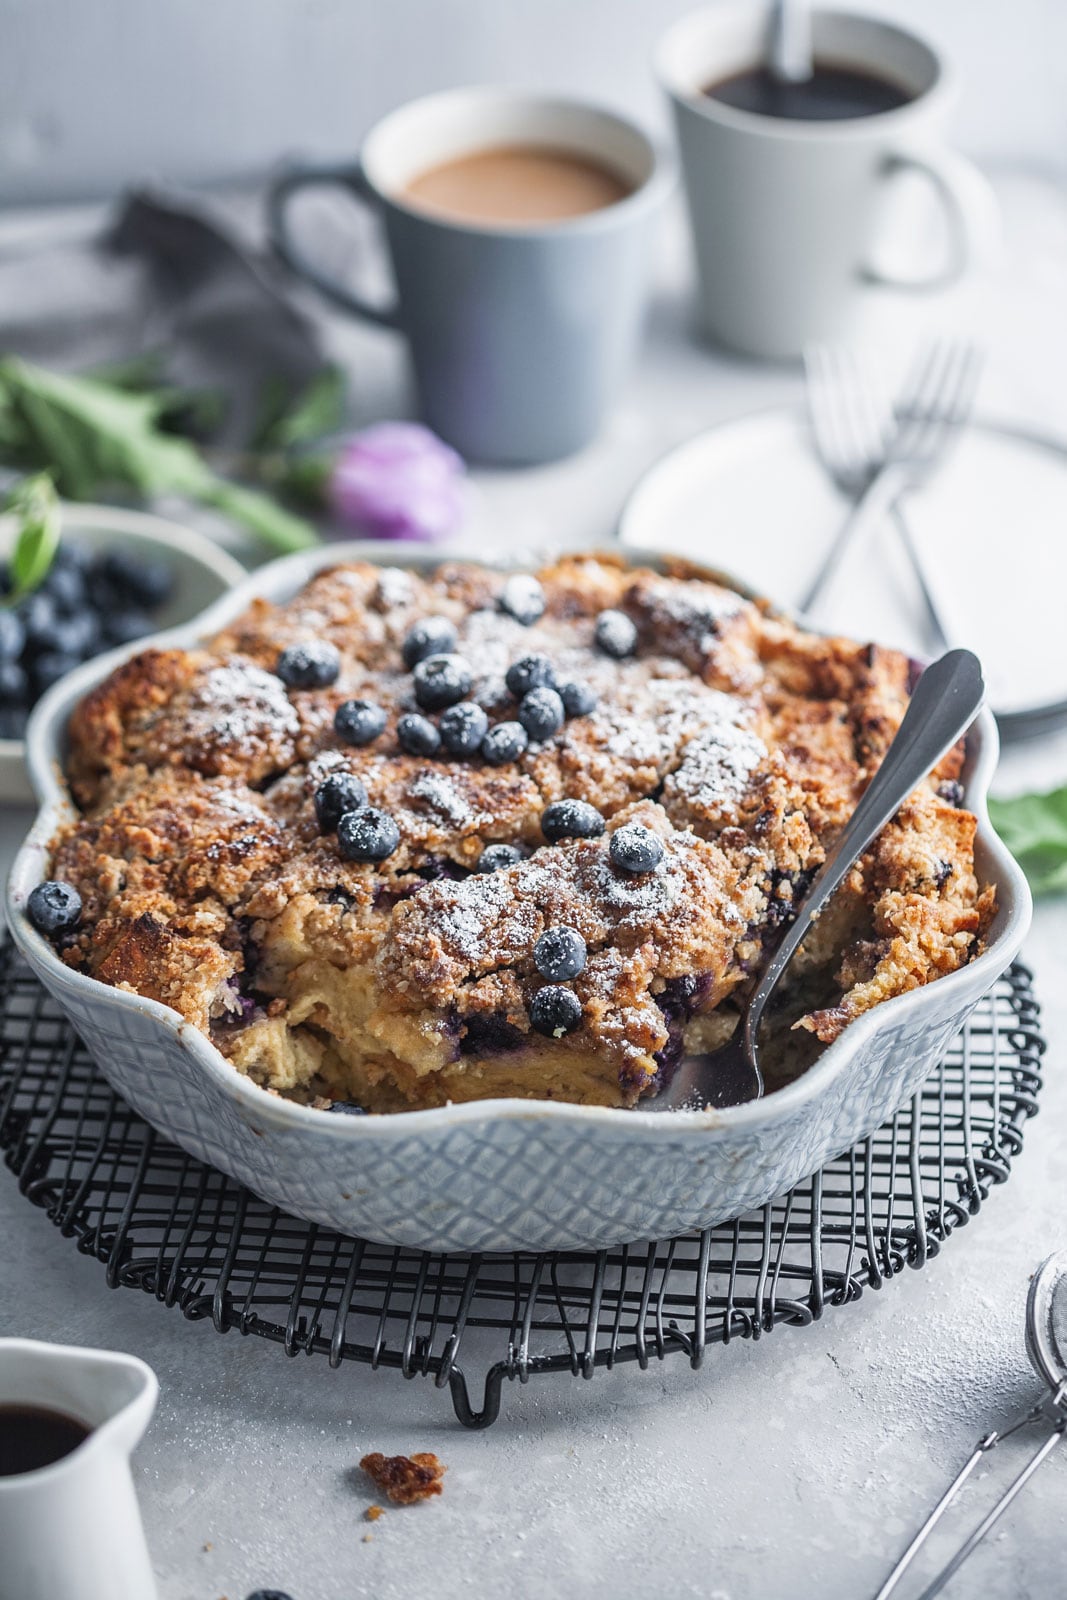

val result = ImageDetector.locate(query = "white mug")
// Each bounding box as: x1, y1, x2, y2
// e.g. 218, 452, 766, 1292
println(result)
0, 1339, 158, 1600
657, 5, 998, 358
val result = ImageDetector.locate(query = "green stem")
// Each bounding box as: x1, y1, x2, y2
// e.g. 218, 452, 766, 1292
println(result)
198, 478, 319, 553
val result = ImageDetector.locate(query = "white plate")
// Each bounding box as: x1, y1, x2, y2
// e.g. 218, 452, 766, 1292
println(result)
0, 503, 246, 804
618, 408, 1067, 719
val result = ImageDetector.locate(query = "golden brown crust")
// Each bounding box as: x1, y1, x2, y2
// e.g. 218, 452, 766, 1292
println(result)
359, 1452, 445, 1505
50, 556, 994, 1109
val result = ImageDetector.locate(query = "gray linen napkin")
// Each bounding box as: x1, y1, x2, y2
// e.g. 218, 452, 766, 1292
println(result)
0, 187, 326, 448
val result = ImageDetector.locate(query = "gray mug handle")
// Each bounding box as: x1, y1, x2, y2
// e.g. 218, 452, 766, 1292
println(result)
267, 160, 402, 329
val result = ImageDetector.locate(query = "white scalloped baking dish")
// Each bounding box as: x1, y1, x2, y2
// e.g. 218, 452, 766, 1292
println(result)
5, 542, 1031, 1252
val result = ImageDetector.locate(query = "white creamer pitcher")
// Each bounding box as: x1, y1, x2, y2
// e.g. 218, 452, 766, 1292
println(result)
0, 1338, 158, 1600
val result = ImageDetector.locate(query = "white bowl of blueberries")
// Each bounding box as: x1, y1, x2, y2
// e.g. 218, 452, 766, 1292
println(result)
0, 502, 246, 803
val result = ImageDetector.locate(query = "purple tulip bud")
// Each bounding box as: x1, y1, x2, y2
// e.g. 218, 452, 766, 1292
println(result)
328, 422, 466, 541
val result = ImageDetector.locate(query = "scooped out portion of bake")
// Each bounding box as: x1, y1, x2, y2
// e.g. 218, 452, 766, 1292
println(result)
37, 553, 996, 1113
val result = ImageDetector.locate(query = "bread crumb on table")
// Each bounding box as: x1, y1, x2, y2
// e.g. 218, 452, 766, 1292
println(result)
365, 1504, 383, 1522
360, 1451, 446, 1504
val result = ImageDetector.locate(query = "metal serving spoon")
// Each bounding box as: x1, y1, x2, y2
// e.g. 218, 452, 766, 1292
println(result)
875, 1251, 1067, 1600
648, 648, 985, 1111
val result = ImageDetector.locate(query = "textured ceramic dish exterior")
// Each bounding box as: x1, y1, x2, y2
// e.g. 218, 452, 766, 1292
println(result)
6, 542, 1032, 1253
0, 504, 246, 804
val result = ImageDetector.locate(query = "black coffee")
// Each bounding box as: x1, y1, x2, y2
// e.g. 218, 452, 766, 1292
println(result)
704, 61, 911, 121
0, 1403, 90, 1475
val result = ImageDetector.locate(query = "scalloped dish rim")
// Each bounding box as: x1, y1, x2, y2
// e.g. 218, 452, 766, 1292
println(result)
5, 539, 1032, 1142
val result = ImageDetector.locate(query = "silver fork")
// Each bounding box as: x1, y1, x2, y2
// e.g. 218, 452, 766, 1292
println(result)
801, 341, 984, 621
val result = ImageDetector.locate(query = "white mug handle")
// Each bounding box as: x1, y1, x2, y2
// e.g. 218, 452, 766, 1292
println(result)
864, 144, 1001, 292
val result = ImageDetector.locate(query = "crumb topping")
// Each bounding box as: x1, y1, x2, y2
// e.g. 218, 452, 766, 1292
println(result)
360, 1452, 446, 1505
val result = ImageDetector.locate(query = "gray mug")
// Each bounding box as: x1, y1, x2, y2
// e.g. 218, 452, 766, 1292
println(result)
269, 88, 672, 465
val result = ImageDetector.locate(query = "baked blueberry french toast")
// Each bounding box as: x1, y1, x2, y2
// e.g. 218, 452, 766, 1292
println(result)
32, 554, 995, 1112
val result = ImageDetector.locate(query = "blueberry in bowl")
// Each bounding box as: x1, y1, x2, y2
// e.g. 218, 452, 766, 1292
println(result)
0, 502, 244, 803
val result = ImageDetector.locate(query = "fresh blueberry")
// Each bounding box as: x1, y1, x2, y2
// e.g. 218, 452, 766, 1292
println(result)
594, 609, 638, 659
19, 592, 59, 651
559, 680, 598, 718
326, 1101, 368, 1116
499, 574, 545, 626
245, 1591, 297, 1600
103, 611, 151, 649
481, 721, 529, 765
100, 550, 174, 609
937, 779, 965, 808
276, 640, 341, 689
52, 612, 102, 657
27, 880, 82, 936
41, 563, 85, 615
335, 699, 387, 746
541, 799, 605, 843
0, 660, 27, 702
517, 687, 564, 742
337, 806, 401, 863
609, 823, 664, 874
0, 609, 24, 661
476, 843, 524, 874
413, 652, 472, 711
530, 985, 583, 1037
314, 772, 368, 833
402, 615, 458, 668
51, 542, 92, 575
534, 926, 587, 981
397, 713, 441, 756
86, 566, 122, 613
33, 652, 81, 692
505, 653, 556, 699
439, 700, 489, 756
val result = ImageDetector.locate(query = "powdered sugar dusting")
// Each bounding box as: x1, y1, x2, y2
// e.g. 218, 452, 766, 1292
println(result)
593, 680, 756, 775
592, 838, 684, 926
428, 860, 554, 964
190, 662, 299, 743
375, 567, 416, 609
406, 772, 474, 828
642, 576, 745, 655
667, 699, 766, 817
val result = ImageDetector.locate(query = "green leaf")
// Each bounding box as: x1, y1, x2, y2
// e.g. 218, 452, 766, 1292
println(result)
274, 451, 333, 509
5, 472, 61, 600
87, 351, 167, 393
89, 355, 227, 440
0, 356, 319, 554
0, 356, 212, 500
988, 786, 1067, 895
255, 366, 346, 453
202, 477, 318, 552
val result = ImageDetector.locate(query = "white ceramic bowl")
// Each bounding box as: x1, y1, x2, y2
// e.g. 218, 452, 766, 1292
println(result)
6, 542, 1032, 1253
0, 503, 247, 804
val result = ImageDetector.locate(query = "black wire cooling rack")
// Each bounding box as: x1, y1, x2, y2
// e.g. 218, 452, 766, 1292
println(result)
0, 943, 1045, 1428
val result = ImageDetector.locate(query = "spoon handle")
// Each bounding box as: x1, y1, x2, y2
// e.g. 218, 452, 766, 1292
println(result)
770, 0, 814, 84
744, 649, 985, 1049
